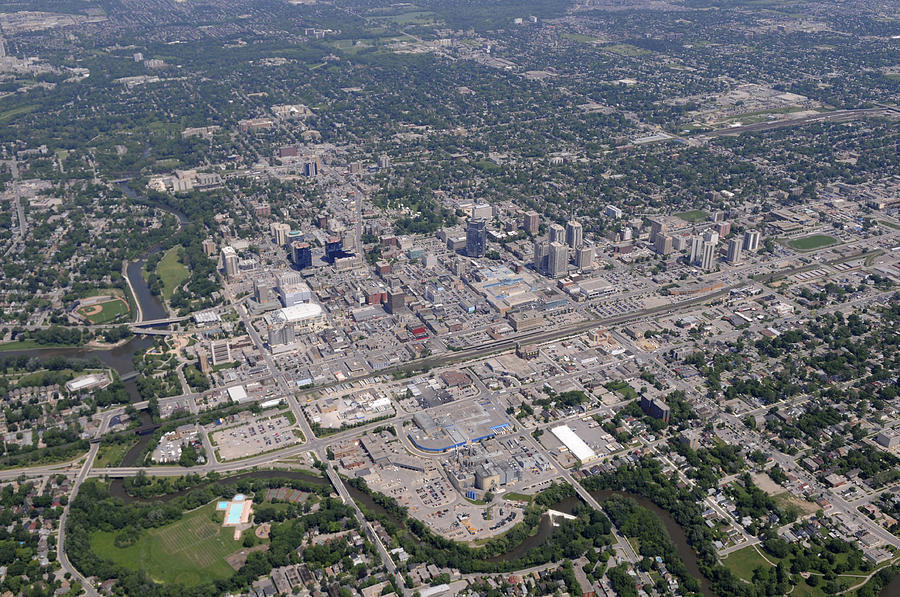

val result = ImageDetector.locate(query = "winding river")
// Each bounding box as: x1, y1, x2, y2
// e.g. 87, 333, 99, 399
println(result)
590, 490, 717, 597
103, 470, 719, 591
5, 182, 187, 401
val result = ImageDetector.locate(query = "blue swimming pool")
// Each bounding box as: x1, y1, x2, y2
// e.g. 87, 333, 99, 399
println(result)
225, 504, 243, 525
216, 501, 228, 510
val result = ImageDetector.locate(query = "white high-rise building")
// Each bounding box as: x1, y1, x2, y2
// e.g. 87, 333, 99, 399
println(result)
690, 236, 704, 265
700, 241, 717, 271
548, 242, 568, 278
221, 246, 239, 279
565, 219, 583, 249
702, 229, 719, 246
743, 230, 761, 252
576, 244, 594, 270
726, 238, 743, 264
548, 223, 566, 244
270, 222, 291, 246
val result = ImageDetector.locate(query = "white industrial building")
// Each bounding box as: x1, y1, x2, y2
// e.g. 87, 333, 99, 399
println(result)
227, 385, 249, 403
65, 373, 110, 394
550, 425, 597, 463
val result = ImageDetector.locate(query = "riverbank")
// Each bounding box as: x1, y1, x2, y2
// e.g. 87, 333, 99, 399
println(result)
0, 340, 80, 352
83, 337, 132, 350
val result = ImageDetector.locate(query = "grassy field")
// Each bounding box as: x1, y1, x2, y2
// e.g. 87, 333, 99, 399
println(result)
675, 209, 710, 223
372, 10, 440, 25
602, 43, 651, 57
90, 501, 240, 587
0, 104, 37, 123
0, 340, 78, 352
878, 220, 900, 230
772, 491, 818, 515
77, 298, 130, 324
156, 246, 190, 300
788, 234, 837, 251
95, 441, 137, 468
502, 492, 534, 503
723, 545, 777, 581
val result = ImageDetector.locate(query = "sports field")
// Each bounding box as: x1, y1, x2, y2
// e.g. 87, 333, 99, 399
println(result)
675, 209, 709, 223
76, 298, 130, 324
90, 501, 240, 586
788, 234, 837, 251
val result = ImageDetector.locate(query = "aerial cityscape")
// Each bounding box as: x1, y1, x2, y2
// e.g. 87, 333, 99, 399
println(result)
0, 0, 898, 596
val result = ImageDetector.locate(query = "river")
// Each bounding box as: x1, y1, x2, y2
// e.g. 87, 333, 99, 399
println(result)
99, 472, 900, 595
590, 489, 717, 597
5, 182, 188, 401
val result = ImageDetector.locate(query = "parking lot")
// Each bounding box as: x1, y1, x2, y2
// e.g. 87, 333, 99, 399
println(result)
210, 413, 298, 460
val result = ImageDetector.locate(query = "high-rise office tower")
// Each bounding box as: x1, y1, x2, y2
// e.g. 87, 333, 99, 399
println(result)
548, 242, 568, 278
565, 219, 583, 249
270, 222, 291, 246
221, 246, 238, 279
533, 239, 549, 274
649, 219, 666, 244
702, 229, 719, 246
324, 237, 343, 263
743, 230, 761, 251
386, 289, 406, 314
654, 234, 673, 255
291, 241, 312, 269
690, 236, 704, 265
576, 244, 594, 270
466, 218, 487, 258
726, 237, 743, 264
548, 223, 566, 244
701, 241, 717, 271
522, 210, 540, 235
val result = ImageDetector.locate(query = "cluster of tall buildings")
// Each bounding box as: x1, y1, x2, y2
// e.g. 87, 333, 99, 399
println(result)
689, 230, 721, 271
532, 218, 591, 277
684, 228, 761, 271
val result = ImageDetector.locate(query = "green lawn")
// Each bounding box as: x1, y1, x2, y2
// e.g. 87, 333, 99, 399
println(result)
563, 33, 603, 44
0, 340, 79, 352
602, 43, 651, 56
788, 234, 837, 251
95, 441, 137, 468
723, 545, 777, 581
503, 492, 534, 503
878, 220, 900, 230
675, 210, 710, 223
156, 246, 190, 300
0, 104, 37, 123
373, 11, 440, 25
90, 501, 240, 587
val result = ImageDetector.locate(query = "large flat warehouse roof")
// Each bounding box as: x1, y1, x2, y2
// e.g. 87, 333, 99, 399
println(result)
550, 425, 597, 463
